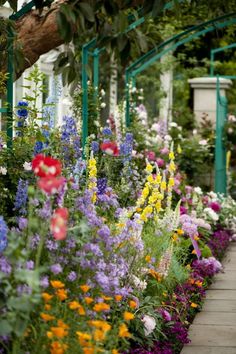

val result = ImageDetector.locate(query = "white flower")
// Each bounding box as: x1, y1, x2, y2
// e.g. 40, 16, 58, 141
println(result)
141, 315, 156, 336
194, 187, 203, 195
100, 89, 105, 97
101, 102, 106, 108
0, 166, 7, 175
131, 275, 147, 291
208, 191, 218, 200
23, 161, 32, 171
199, 139, 208, 146
204, 207, 219, 221
164, 135, 172, 141
131, 87, 137, 93
169, 122, 178, 128
193, 129, 198, 135
151, 123, 160, 132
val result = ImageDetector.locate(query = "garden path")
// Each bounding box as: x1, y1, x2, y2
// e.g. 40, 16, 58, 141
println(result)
181, 242, 236, 354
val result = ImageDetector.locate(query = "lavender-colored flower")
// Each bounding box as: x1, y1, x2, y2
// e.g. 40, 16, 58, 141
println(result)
14, 179, 29, 215
160, 308, 172, 322
18, 217, 28, 230
97, 178, 107, 195
50, 263, 63, 274
26, 260, 34, 270
0, 256, 11, 274
30, 234, 40, 250
17, 284, 32, 296
67, 271, 77, 282
40, 276, 49, 288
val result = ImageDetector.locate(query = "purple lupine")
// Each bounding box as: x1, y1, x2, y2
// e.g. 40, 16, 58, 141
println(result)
14, 179, 29, 215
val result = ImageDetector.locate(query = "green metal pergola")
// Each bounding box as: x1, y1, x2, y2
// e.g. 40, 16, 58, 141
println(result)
125, 12, 236, 127
0, 0, 35, 148
81, 0, 186, 149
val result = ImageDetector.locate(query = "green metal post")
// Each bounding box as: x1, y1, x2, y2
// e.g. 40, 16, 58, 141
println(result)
82, 45, 89, 151
125, 70, 131, 127
215, 76, 227, 194
93, 49, 99, 93
210, 50, 214, 76
6, 25, 14, 149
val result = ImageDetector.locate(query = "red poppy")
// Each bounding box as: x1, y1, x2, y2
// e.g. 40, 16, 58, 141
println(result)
37, 176, 66, 195
32, 154, 62, 177
100, 142, 119, 156
50, 208, 69, 241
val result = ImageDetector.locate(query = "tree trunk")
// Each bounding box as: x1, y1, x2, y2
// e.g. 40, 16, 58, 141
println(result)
15, 1, 65, 79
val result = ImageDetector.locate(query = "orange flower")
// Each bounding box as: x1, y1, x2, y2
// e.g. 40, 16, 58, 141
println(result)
76, 332, 92, 347
192, 249, 197, 255
45, 304, 52, 311
57, 320, 69, 329
118, 323, 131, 338
115, 295, 122, 302
177, 229, 184, 235
50, 280, 65, 289
145, 255, 151, 263
149, 269, 162, 282
172, 233, 179, 242
112, 350, 119, 354
50, 341, 68, 354
78, 305, 86, 316
42, 292, 53, 302
190, 302, 198, 308
101, 295, 112, 301
56, 289, 67, 301
83, 348, 94, 354
80, 285, 90, 293
129, 300, 137, 309
40, 313, 55, 322
123, 311, 135, 321
93, 329, 106, 341
68, 301, 80, 310
84, 297, 94, 305
93, 303, 110, 312
89, 320, 111, 332
50, 326, 68, 338
195, 280, 203, 287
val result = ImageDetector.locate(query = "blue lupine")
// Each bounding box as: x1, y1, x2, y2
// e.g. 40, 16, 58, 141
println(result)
91, 141, 99, 153
14, 179, 29, 215
102, 127, 112, 135
0, 216, 7, 252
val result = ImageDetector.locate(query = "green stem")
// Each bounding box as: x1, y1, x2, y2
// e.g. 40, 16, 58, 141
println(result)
35, 228, 46, 268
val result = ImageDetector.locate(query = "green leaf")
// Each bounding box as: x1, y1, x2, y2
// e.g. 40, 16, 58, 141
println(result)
78, 2, 95, 22
56, 12, 73, 42
0, 320, 12, 335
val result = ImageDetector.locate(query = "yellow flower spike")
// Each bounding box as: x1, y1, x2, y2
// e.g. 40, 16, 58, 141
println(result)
160, 181, 166, 190
177, 229, 184, 235
177, 144, 182, 154
169, 161, 176, 172
123, 311, 135, 321
118, 323, 131, 338
168, 177, 175, 187
172, 233, 179, 242
146, 163, 153, 173
169, 151, 175, 160
147, 175, 154, 183
155, 201, 162, 212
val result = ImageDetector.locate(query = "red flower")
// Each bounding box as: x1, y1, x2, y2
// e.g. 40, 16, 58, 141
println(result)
37, 176, 66, 195
32, 154, 62, 177
50, 208, 69, 241
100, 142, 119, 156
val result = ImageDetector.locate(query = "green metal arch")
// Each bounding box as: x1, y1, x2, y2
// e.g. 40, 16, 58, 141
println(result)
125, 12, 236, 126
210, 42, 236, 76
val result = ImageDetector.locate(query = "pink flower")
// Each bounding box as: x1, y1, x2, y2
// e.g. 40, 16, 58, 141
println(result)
180, 206, 187, 215
37, 176, 66, 195
156, 158, 165, 168
146, 151, 156, 161
100, 141, 119, 156
159, 309, 172, 322
209, 201, 221, 213
50, 208, 69, 240
32, 154, 62, 177
160, 147, 169, 155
